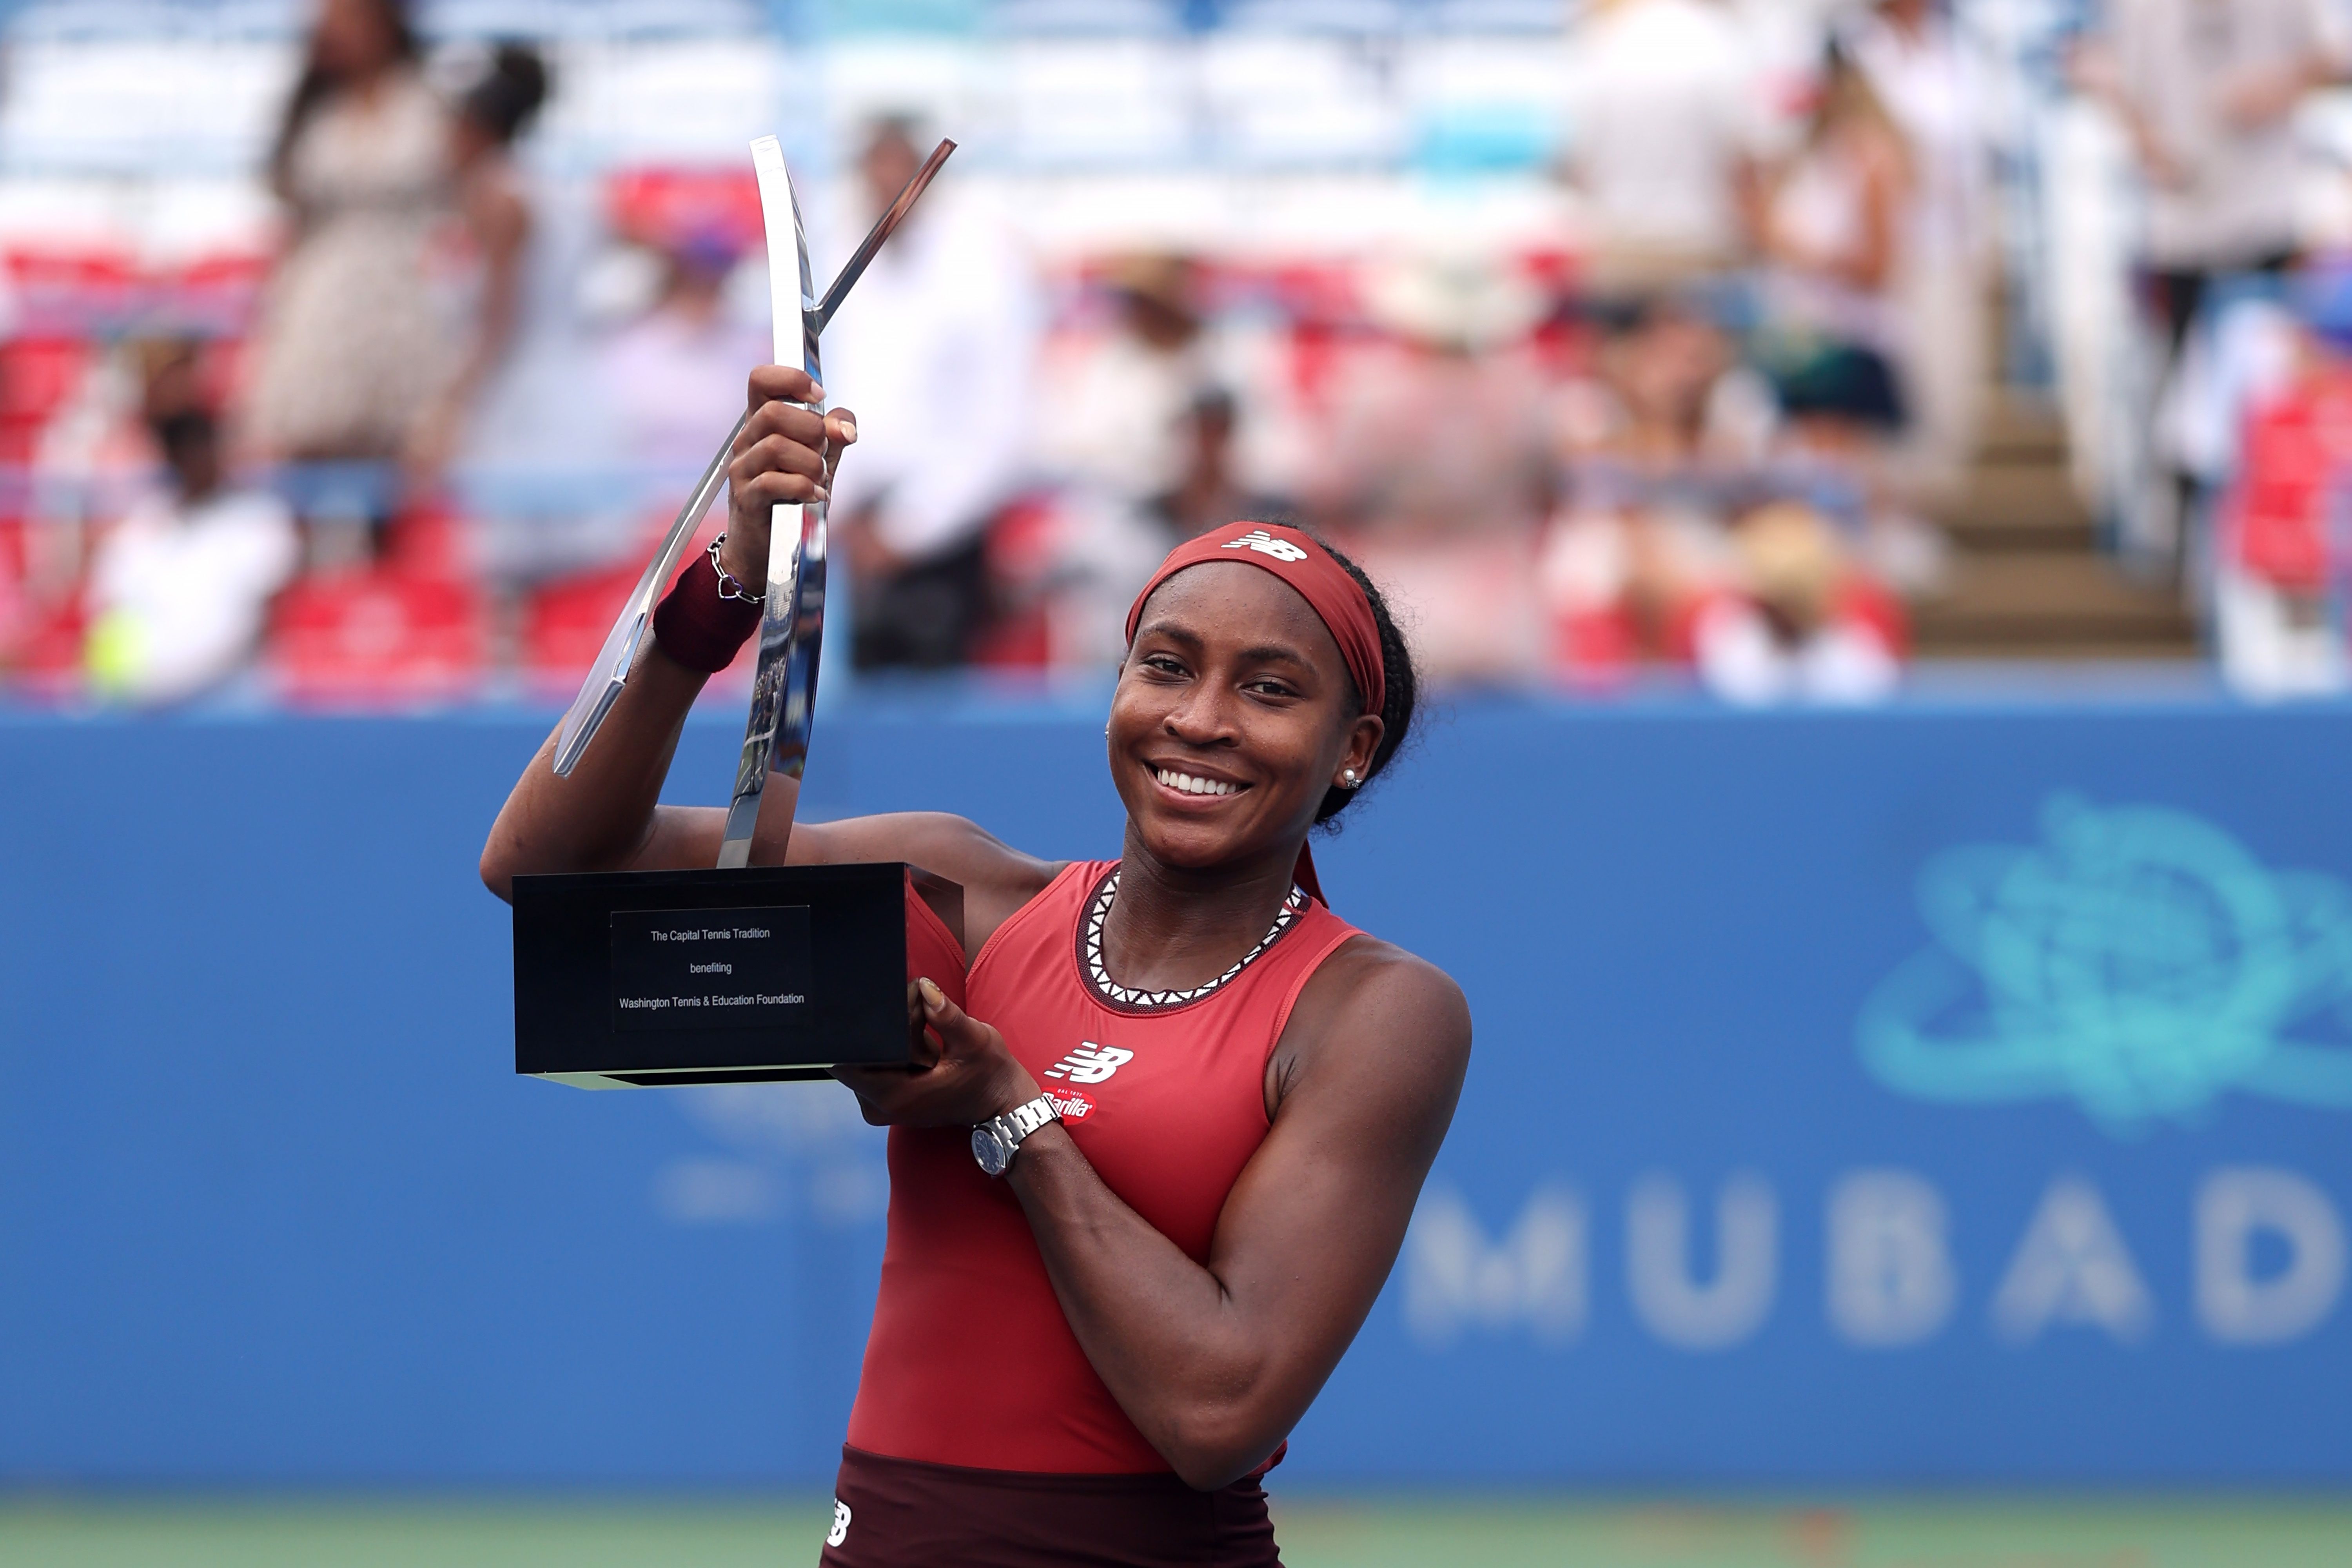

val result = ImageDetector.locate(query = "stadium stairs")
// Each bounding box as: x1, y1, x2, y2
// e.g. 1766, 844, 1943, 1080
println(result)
1913, 393, 2200, 660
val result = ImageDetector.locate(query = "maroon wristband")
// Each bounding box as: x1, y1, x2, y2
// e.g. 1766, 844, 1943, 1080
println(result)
651, 546, 763, 673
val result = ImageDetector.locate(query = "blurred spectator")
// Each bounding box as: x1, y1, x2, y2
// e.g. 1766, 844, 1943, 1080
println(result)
1540, 292, 1775, 672
1559, 0, 1771, 285
240, 0, 452, 563
1149, 387, 1290, 543
1310, 251, 1552, 681
1755, 46, 1910, 450
2208, 265, 2352, 696
597, 230, 766, 481
411, 44, 551, 489
1839, 0, 1993, 497
2081, 0, 2351, 562
825, 118, 1042, 670
431, 47, 637, 584
1026, 384, 1290, 670
1044, 254, 1216, 503
1754, 49, 1949, 597
2099, 0, 2345, 339
85, 347, 299, 705
1040, 254, 1296, 507
1693, 500, 1899, 704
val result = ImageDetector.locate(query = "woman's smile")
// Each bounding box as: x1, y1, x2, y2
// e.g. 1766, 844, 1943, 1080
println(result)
1149, 762, 1251, 801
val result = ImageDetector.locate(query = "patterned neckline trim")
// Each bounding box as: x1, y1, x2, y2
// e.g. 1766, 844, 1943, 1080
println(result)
1079, 867, 1309, 1012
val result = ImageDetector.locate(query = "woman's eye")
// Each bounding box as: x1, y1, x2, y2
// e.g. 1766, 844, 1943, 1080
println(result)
1142, 654, 1186, 675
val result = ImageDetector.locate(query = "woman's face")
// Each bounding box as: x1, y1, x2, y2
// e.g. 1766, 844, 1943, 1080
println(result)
313, 0, 401, 78
1108, 562, 1382, 875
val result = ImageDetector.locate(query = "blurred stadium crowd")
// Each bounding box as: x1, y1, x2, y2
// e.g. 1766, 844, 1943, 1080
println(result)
7, 0, 2352, 707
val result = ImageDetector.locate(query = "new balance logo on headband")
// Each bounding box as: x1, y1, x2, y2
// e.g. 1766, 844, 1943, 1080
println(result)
1223, 527, 1308, 563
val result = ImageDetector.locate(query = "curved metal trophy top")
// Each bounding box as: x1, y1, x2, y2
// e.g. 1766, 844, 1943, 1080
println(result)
713, 137, 825, 870
547, 134, 955, 863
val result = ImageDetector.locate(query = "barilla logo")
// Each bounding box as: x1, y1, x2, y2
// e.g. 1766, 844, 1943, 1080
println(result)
1223, 527, 1308, 563
1044, 1042, 1133, 1084
1046, 1089, 1095, 1122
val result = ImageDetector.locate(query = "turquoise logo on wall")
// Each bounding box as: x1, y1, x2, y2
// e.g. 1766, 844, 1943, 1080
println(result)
1859, 796, 2352, 1134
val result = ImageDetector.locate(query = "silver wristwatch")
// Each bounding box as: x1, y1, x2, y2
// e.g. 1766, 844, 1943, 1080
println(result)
971, 1094, 1061, 1178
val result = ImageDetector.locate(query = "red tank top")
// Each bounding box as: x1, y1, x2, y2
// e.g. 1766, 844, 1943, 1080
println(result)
853, 859, 1364, 1474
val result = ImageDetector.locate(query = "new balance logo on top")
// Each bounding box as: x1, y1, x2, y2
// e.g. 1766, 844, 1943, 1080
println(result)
1044, 1042, 1134, 1084
1223, 528, 1308, 563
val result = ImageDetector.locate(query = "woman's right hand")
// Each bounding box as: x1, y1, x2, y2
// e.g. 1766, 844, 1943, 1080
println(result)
717, 364, 858, 588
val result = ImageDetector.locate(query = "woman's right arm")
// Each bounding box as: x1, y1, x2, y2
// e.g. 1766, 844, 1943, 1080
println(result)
479, 365, 1059, 949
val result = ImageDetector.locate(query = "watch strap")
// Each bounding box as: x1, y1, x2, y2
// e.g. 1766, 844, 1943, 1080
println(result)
976, 1093, 1060, 1176
1002, 1093, 1059, 1143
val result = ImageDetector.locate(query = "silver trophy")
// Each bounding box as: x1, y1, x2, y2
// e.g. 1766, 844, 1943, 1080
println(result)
510, 136, 961, 1090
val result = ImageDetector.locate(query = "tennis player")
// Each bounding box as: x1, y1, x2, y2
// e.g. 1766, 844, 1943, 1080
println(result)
482, 365, 1472, 1566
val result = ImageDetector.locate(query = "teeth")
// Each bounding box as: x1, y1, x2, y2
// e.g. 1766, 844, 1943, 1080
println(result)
1155, 768, 1236, 797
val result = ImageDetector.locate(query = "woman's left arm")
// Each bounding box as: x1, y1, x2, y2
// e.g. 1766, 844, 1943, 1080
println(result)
844, 942, 1470, 1490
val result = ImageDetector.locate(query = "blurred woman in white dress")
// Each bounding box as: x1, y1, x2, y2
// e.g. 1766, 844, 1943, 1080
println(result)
241, 0, 452, 526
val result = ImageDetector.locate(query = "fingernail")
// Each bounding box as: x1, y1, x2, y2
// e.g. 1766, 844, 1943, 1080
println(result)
812, 486, 830, 503
918, 976, 945, 1009
839, 422, 858, 444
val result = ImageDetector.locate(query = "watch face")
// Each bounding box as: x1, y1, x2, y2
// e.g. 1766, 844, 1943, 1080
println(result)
971, 1125, 1009, 1176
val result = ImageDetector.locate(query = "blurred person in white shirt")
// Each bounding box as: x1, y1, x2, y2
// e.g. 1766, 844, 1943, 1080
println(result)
2093, 0, 2347, 302
824, 118, 1043, 670
1559, 0, 1774, 283
1044, 254, 1216, 504
2080, 0, 2351, 561
87, 358, 298, 705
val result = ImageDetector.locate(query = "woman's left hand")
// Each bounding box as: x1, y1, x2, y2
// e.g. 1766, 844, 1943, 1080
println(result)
833, 978, 1042, 1128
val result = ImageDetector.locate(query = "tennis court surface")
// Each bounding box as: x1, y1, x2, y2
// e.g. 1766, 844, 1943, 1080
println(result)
4, 1497, 2349, 1567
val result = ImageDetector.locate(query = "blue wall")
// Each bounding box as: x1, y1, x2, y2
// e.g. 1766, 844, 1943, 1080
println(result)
4, 697, 2351, 1485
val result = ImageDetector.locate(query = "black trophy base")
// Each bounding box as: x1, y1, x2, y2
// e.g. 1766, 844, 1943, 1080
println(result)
512, 861, 960, 1089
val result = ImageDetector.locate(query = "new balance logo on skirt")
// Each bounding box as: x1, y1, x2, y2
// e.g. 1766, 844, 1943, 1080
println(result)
1043, 1042, 1132, 1085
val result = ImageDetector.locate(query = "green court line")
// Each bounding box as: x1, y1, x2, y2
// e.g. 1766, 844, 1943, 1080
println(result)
2, 1497, 2349, 1568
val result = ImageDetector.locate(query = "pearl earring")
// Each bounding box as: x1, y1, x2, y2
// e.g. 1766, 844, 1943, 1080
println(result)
1340, 769, 1360, 787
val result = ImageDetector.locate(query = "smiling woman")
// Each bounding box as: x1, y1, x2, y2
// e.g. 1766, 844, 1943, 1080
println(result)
479, 364, 1470, 1568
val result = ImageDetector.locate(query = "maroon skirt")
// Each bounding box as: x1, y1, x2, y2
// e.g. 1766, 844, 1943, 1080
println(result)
819, 1445, 1283, 1567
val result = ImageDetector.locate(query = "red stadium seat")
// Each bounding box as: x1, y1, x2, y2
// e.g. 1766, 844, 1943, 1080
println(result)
267, 569, 487, 707
0, 339, 91, 425
520, 549, 763, 698
5, 589, 89, 698
5, 249, 140, 331
971, 494, 1060, 670
379, 498, 472, 582
520, 562, 642, 693
1837, 574, 1911, 661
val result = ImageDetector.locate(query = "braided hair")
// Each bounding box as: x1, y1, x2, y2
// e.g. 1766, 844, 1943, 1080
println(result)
1308, 536, 1418, 828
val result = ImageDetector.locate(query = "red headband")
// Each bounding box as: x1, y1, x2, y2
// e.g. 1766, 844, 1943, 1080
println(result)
1123, 523, 1386, 717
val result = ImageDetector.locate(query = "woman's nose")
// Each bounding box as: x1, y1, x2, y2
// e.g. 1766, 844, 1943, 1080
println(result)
1161, 685, 1233, 743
